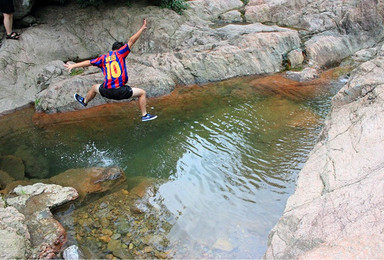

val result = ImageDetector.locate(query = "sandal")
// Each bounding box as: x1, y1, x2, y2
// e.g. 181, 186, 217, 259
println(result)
6, 32, 20, 40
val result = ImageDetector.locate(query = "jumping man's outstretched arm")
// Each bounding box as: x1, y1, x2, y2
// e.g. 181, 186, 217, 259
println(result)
128, 19, 147, 48
64, 60, 91, 72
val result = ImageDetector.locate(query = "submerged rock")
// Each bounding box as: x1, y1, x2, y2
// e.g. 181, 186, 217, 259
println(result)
56, 177, 171, 259
0, 170, 16, 190
63, 245, 85, 260
49, 166, 126, 200
14, 145, 49, 179
285, 68, 319, 82
0, 155, 25, 180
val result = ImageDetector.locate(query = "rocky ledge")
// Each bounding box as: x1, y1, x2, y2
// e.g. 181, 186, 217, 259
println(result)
1, 0, 383, 114
264, 46, 384, 258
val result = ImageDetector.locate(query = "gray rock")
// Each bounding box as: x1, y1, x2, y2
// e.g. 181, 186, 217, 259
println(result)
218, 10, 243, 23
352, 48, 378, 62
265, 52, 384, 258
287, 49, 305, 69
285, 68, 319, 82
63, 245, 85, 260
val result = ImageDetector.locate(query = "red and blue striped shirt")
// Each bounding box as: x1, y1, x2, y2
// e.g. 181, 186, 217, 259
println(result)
90, 44, 131, 89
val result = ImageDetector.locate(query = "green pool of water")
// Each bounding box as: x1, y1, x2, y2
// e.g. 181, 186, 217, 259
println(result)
0, 72, 347, 258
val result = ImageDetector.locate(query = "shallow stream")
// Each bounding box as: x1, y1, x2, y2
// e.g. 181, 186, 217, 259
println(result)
0, 70, 347, 258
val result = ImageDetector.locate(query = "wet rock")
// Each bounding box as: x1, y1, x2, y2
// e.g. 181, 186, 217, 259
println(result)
115, 219, 131, 234
63, 245, 85, 260
14, 145, 49, 179
6, 183, 79, 259
107, 239, 130, 259
60, 180, 173, 259
49, 166, 126, 200
0, 155, 25, 180
285, 68, 319, 82
287, 49, 305, 69
213, 237, 235, 252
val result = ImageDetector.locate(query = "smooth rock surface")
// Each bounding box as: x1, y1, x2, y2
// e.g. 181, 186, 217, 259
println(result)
264, 51, 384, 259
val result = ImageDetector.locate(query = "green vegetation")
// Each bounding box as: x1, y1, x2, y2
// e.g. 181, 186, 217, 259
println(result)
70, 68, 85, 76
35, 98, 40, 107
156, 0, 188, 14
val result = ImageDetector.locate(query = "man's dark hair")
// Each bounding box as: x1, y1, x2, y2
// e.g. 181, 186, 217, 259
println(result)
112, 41, 124, 51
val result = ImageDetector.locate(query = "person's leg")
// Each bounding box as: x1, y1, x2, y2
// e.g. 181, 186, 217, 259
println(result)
131, 87, 147, 116
84, 84, 100, 104
3, 13, 13, 35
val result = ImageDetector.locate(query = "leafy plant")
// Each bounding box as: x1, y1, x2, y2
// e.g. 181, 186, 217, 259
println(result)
70, 68, 85, 76
158, 0, 188, 14
35, 98, 40, 107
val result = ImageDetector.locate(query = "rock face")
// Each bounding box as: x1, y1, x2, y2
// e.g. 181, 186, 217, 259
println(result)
5, 183, 79, 259
264, 51, 384, 258
2, 0, 383, 114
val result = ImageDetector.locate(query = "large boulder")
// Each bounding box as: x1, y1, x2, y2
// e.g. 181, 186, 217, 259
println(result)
244, 0, 384, 69
244, 0, 384, 35
264, 52, 384, 258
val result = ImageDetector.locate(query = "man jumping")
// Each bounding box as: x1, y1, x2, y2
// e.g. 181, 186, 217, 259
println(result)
64, 19, 157, 122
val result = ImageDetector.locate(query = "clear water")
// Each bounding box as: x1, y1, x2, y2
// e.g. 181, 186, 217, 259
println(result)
0, 71, 346, 258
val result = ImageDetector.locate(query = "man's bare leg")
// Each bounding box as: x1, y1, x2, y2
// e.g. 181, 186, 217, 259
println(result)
131, 87, 147, 116
84, 84, 100, 104
3, 13, 13, 36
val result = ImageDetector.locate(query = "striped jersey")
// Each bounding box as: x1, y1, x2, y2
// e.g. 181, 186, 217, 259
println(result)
90, 44, 131, 89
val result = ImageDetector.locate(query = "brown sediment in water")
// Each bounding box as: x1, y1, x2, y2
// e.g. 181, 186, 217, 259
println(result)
2, 67, 350, 135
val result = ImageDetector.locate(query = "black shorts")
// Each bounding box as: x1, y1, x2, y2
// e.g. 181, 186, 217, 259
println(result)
99, 85, 133, 100
0, 0, 15, 14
